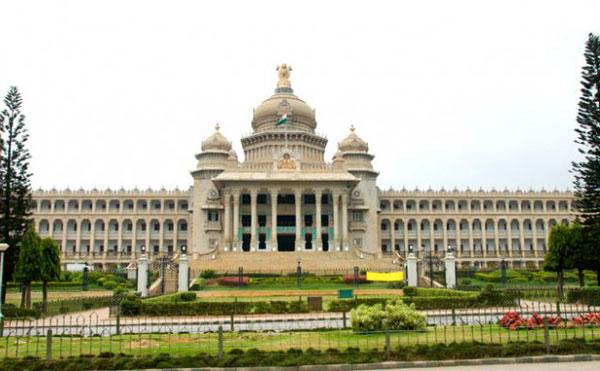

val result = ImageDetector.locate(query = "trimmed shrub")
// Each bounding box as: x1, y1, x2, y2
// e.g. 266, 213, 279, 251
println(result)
350, 300, 426, 332
190, 277, 205, 291
387, 281, 404, 289
125, 299, 310, 316
200, 269, 216, 279
102, 280, 118, 290
178, 292, 197, 302
342, 275, 368, 284
567, 288, 600, 306
2, 306, 37, 318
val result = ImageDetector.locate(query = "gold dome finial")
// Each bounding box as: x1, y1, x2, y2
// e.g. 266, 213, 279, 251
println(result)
350, 125, 355, 133
276, 64, 292, 88
215, 123, 220, 131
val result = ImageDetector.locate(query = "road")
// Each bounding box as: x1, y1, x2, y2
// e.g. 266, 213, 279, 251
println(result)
378, 361, 600, 370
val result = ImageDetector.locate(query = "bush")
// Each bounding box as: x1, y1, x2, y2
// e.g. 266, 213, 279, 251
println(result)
200, 269, 216, 279
177, 292, 197, 302
477, 285, 516, 306
102, 280, 118, 290
124, 299, 310, 316
350, 300, 426, 332
120, 294, 142, 316
190, 278, 205, 291
342, 275, 367, 284
567, 288, 600, 306
112, 285, 129, 296
2, 306, 37, 318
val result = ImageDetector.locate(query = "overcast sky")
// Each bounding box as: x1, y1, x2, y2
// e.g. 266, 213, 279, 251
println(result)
1, 0, 598, 192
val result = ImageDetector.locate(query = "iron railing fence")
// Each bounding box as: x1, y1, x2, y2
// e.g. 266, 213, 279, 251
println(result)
2, 301, 600, 360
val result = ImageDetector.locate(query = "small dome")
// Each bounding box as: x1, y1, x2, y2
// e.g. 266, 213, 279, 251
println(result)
332, 150, 344, 162
201, 124, 232, 152
228, 148, 238, 160
339, 125, 368, 152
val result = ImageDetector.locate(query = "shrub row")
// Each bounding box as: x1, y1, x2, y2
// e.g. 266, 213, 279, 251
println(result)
327, 295, 480, 312
1, 306, 37, 318
402, 287, 474, 297
121, 296, 309, 316
567, 288, 600, 306
6, 281, 82, 288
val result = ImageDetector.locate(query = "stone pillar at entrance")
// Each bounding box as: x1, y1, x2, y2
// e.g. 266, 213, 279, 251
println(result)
333, 193, 340, 251
223, 191, 231, 250
315, 189, 322, 251
407, 252, 418, 287
295, 190, 302, 251
444, 249, 456, 289
250, 190, 257, 251
232, 193, 240, 251
341, 193, 349, 251
270, 191, 278, 251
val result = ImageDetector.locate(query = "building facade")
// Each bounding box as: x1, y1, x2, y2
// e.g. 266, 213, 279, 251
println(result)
31, 66, 575, 269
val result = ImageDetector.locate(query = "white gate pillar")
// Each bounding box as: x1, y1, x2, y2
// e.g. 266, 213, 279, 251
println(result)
178, 253, 189, 292
137, 253, 149, 298
445, 250, 457, 289
407, 252, 418, 287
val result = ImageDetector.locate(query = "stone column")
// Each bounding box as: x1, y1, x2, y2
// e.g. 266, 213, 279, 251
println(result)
295, 190, 302, 250
407, 252, 418, 287
223, 191, 231, 250
75, 219, 81, 257
90, 221, 96, 258
315, 189, 322, 251
333, 193, 340, 251
270, 190, 278, 251
118, 218, 124, 255
232, 193, 240, 251
468, 218, 474, 258
403, 220, 409, 257
104, 218, 110, 259
145, 219, 150, 257
131, 219, 137, 258
341, 193, 349, 251
137, 253, 149, 297
445, 250, 456, 289
178, 254, 189, 292
250, 190, 257, 251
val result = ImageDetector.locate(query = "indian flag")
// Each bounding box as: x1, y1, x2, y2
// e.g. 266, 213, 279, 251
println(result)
276, 110, 288, 126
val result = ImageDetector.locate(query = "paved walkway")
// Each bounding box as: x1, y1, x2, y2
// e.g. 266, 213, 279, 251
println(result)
380, 361, 600, 371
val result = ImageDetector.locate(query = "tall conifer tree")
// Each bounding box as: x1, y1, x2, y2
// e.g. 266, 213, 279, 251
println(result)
572, 33, 600, 284
0, 86, 34, 304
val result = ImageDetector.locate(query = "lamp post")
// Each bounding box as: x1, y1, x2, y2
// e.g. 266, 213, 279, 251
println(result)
0, 243, 9, 321
501, 258, 507, 285
82, 261, 89, 292
297, 258, 301, 289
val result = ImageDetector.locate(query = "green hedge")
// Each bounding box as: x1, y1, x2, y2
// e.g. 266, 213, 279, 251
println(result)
403, 287, 474, 297
567, 288, 600, 306
122, 297, 310, 316
1, 306, 37, 318
327, 296, 481, 312
6, 281, 82, 288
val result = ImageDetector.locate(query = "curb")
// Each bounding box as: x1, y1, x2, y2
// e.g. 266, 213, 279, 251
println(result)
139, 354, 600, 370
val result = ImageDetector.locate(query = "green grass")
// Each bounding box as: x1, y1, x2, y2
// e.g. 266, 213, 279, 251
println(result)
6, 284, 107, 293
2, 324, 599, 359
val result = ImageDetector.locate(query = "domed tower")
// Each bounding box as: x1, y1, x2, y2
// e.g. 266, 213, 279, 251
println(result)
242, 64, 327, 166
336, 125, 380, 254
190, 124, 236, 257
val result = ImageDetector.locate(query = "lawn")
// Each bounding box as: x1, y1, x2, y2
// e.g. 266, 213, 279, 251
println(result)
2, 324, 599, 359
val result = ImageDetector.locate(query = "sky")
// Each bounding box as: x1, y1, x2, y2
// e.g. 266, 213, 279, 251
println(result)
0, 0, 598, 192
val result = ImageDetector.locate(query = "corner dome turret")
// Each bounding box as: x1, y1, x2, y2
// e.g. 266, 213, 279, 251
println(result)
338, 125, 368, 152
251, 64, 316, 132
201, 124, 232, 152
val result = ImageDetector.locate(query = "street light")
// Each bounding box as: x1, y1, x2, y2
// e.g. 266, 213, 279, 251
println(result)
181, 245, 187, 254
140, 245, 146, 254
0, 243, 9, 320
408, 244, 414, 254
82, 261, 89, 292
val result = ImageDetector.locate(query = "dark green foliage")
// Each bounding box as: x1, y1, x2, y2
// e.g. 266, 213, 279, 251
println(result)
200, 269, 216, 279
39, 237, 61, 312
1, 339, 600, 370
0, 86, 34, 304
13, 227, 42, 308
120, 296, 310, 316
566, 288, 600, 305
544, 224, 575, 299
572, 33, 600, 284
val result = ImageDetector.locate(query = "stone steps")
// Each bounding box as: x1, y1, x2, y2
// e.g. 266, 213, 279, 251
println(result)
190, 252, 399, 275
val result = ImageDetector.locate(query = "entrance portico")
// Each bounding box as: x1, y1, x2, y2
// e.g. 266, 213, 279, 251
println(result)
216, 182, 357, 253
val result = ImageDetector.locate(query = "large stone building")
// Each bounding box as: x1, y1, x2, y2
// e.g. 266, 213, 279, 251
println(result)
31, 65, 575, 270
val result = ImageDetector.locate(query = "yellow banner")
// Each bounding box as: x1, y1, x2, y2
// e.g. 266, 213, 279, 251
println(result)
366, 271, 404, 282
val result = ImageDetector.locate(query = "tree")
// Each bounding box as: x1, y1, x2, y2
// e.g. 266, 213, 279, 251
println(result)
40, 237, 61, 313
544, 224, 573, 300
13, 227, 42, 308
572, 33, 600, 285
569, 221, 587, 287
0, 86, 34, 304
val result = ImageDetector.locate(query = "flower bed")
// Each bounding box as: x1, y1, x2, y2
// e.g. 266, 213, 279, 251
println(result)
217, 276, 249, 286
342, 275, 368, 284
499, 312, 600, 330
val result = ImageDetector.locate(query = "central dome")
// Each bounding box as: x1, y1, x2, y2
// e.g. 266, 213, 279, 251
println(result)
251, 65, 316, 132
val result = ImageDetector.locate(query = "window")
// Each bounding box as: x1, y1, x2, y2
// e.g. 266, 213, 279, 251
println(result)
352, 211, 363, 223
127, 223, 132, 231
153, 223, 160, 231
180, 222, 188, 231
304, 214, 313, 226
208, 211, 219, 222
258, 215, 266, 227
167, 222, 174, 231
322, 215, 329, 227
141, 223, 146, 232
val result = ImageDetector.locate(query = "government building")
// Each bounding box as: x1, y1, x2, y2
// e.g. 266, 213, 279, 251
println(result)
31, 65, 575, 272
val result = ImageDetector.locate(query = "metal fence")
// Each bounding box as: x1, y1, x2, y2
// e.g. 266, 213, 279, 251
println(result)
2, 301, 600, 360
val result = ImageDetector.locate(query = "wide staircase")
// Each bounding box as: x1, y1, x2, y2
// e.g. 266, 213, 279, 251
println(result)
190, 251, 400, 275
